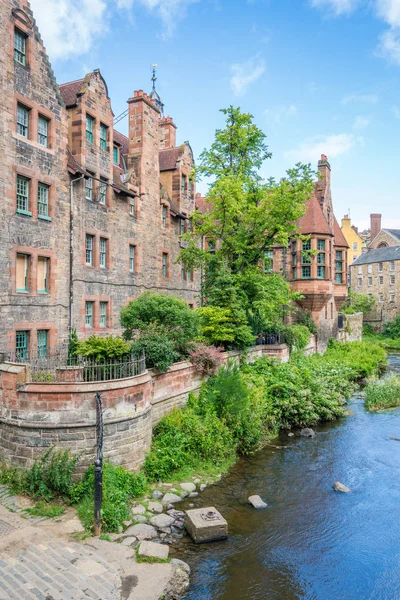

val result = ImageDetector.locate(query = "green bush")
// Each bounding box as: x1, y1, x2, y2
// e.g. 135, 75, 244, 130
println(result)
382, 316, 400, 339
196, 305, 254, 349
324, 340, 387, 379
26, 448, 80, 500
76, 335, 132, 361
341, 291, 375, 315
130, 324, 179, 372
121, 292, 200, 355
285, 325, 311, 352
365, 376, 400, 411
295, 310, 318, 335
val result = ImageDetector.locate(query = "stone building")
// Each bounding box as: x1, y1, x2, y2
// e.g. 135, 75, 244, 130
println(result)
350, 246, 400, 326
368, 213, 400, 249
274, 155, 349, 350
0, 0, 200, 357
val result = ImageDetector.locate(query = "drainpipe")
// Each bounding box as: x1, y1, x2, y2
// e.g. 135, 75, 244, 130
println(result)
69, 174, 85, 333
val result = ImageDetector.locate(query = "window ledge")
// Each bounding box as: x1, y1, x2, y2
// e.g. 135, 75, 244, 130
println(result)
16, 209, 32, 217
38, 215, 51, 222
37, 290, 48, 294
16, 289, 29, 294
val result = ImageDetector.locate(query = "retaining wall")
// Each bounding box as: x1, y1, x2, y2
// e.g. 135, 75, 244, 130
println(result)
0, 344, 290, 470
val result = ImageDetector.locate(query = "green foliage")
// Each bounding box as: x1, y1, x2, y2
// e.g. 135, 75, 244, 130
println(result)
74, 463, 148, 533
32, 370, 57, 382
26, 501, 65, 518
285, 325, 311, 352
341, 291, 375, 315
76, 335, 131, 361
68, 328, 79, 360
196, 305, 254, 350
365, 376, 400, 411
26, 448, 80, 501
382, 316, 400, 339
130, 324, 179, 372
120, 292, 199, 354
295, 309, 318, 335
324, 340, 387, 379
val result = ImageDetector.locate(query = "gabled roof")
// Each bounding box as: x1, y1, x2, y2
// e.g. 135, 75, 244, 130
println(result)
67, 150, 86, 175
113, 130, 129, 156
333, 217, 349, 248
352, 246, 400, 265
297, 196, 333, 236
59, 78, 85, 107
384, 229, 400, 242
159, 147, 181, 171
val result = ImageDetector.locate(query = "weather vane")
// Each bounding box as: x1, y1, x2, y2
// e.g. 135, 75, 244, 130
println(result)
151, 64, 158, 91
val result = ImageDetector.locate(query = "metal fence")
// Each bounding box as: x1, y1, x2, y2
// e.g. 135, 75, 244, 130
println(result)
2, 346, 146, 383
256, 333, 285, 346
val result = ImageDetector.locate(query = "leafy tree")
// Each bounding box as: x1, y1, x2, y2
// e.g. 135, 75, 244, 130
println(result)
341, 291, 375, 315
180, 106, 315, 274
67, 328, 79, 360
76, 335, 131, 361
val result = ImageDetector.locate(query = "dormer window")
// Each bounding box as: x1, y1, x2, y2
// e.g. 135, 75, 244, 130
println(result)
14, 29, 27, 66
86, 115, 94, 143
113, 146, 119, 165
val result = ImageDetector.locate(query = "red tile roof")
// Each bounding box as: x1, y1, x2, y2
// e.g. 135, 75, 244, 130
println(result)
333, 217, 349, 248
159, 147, 181, 171
297, 196, 333, 236
59, 78, 85, 107
195, 195, 212, 215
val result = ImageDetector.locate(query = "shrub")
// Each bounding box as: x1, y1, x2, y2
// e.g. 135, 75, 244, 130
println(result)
324, 340, 387, 379
68, 328, 79, 360
76, 335, 131, 361
382, 316, 400, 339
130, 324, 179, 372
341, 291, 375, 315
26, 448, 80, 500
285, 325, 311, 352
189, 342, 224, 376
365, 375, 400, 411
196, 305, 254, 349
295, 309, 318, 335
120, 292, 200, 355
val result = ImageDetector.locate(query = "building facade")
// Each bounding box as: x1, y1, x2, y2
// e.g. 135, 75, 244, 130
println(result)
0, 0, 200, 357
350, 247, 400, 326
341, 214, 365, 264
275, 155, 349, 350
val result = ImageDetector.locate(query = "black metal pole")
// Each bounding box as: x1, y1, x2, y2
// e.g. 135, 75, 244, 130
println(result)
94, 391, 103, 537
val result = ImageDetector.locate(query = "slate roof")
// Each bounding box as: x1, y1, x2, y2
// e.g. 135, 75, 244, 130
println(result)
159, 147, 181, 171
384, 229, 400, 242
59, 78, 85, 107
297, 196, 333, 236
352, 246, 400, 265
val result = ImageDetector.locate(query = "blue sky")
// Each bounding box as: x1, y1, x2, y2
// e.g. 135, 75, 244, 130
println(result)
30, 0, 400, 231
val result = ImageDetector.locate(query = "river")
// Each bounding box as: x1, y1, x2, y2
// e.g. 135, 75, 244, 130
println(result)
179, 353, 400, 600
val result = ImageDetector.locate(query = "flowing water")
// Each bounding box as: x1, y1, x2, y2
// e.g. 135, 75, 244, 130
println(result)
180, 353, 400, 600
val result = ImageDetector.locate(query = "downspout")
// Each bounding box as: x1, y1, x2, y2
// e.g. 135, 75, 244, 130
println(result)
69, 174, 85, 333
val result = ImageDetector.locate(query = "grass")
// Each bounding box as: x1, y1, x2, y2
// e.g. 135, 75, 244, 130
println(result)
364, 375, 400, 411
363, 334, 400, 352
99, 533, 112, 542
25, 501, 66, 518
153, 456, 236, 486
135, 546, 171, 564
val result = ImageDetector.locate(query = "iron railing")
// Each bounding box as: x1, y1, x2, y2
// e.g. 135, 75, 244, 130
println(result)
3, 346, 146, 383
256, 333, 285, 346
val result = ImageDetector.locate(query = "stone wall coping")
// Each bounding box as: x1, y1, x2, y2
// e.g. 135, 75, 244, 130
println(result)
0, 363, 27, 374
0, 404, 152, 430
21, 369, 152, 394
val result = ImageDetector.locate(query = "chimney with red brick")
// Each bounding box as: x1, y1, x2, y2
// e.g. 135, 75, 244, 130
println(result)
159, 117, 177, 149
370, 213, 382, 243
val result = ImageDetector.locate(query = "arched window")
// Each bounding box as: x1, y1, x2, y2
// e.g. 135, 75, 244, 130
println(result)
378, 242, 388, 248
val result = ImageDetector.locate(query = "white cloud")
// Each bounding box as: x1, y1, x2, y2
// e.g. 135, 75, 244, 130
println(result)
310, 0, 358, 16
392, 104, 400, 117
375, 0, 400, 28
284, 133, 361, 162
264, 105, 298, 125
230, 55, 265, 97
30, 0, 198, 60
353, 115, 370, 129
30, 0, 107, 60
376, 28, 400, 64
341, 93, 379, 105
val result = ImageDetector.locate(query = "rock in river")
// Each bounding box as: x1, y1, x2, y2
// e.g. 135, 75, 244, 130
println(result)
248, 495, 268, 509
300, 428, 316, 438
333, 481, 351, 493
150, 513, 175, 529
162, 493, 182, 505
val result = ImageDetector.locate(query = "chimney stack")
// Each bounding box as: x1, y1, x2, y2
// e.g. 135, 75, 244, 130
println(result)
370, 213, 382, 243
159, 117, 177, 149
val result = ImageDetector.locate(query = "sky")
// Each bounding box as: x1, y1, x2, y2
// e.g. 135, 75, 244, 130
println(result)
30, 0, 400, 232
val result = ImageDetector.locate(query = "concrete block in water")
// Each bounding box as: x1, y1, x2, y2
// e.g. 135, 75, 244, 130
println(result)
184, 507, 228, 543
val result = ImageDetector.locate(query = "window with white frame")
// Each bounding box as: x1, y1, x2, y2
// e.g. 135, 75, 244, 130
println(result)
85, 175, 93, 201
358, 265, 362, 275
130, 198, 136, 217
353, 242, 357, 250
38, 115, 49, 147
378, 293, 384, 303
129, 245, 135, 273
162, 253, 168, 277
86, 115, 94, 143
390, 293, 395, 303
368, 277, 372, 286
17, 104, 29, 138
379, 262, 383, 272
99, 302, 107, 328
99, 178, 107, 205
16, 175, 29, 214
390, 261, 395, 271
100, 123, 107, 151
37, 183, 49, 218
85, 234, 94, 265
14, 29, 27, 66
390, 275, 395, 285
367, 264, 373, 274
379, 276, 383, 285
99, 238, 107, 268
85, 301, 94, 327
358, 278, 362, 287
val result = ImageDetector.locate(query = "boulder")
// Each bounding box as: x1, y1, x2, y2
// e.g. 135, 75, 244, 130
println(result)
248, 495, 267, 509
148, 501, 163, 514
180, 482, 196, 493
121, 536, 137, 547
180, 491, 189, 500
199, 484, 207, 492
152, 490, 163, 500
123, 520, 132, 528
171, 558, 191, 575
288, 432, 295, 437
194, 478, 201, 485
132, 515, 147, 524
163, 563, 190, 600
300, 428, 316, 438
138, 541, 169, 560
132, 504, 146, 515
188, 492, 198, 498
150, 513, 175, 529
333, 481, 351, 493
162, 493, 182, 505
124, 523, 158, 540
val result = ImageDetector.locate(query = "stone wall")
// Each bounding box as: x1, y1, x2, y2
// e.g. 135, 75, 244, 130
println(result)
0, 344, 290, 470
338, 312, 363, 343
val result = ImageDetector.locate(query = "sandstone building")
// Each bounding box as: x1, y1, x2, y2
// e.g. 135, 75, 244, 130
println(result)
274, 155, 349, 349
0, 0, 199, 358
350, 247, 400, 326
